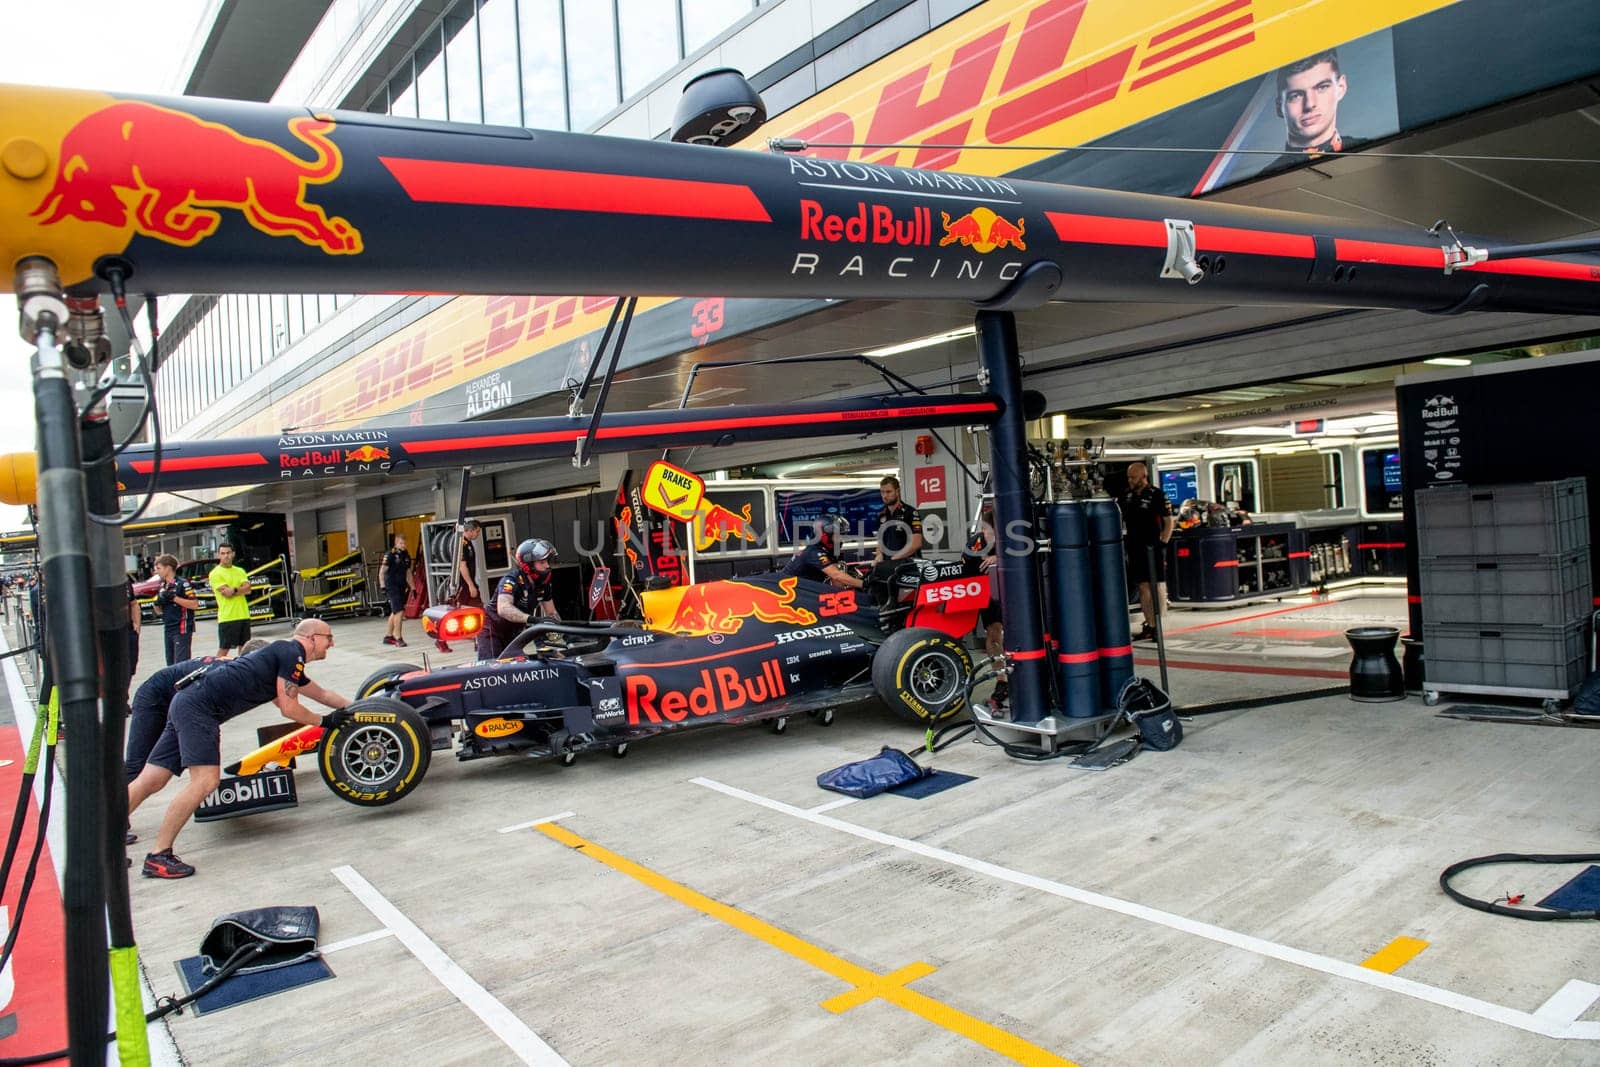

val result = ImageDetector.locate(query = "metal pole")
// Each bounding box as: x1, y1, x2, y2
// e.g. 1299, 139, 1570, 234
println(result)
974, 311, 1053, 724
21, 270, 110, 1064
1147, 544, 1170, 696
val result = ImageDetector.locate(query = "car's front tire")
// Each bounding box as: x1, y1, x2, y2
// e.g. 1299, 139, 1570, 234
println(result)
319, 697, 431, 807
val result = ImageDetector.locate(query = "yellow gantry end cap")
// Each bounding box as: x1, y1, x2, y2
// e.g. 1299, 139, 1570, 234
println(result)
0, 452, 39, 506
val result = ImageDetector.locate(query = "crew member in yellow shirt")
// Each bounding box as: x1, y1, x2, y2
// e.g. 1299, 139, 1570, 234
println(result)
207, 543, 254, 657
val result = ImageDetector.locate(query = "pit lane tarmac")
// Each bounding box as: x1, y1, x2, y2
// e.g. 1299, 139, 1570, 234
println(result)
6, 606, 1600, 1065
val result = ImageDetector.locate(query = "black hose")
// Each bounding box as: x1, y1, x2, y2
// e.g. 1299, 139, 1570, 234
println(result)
0, 941, 271, 1066
1439, 853, 1600, 921
1177, 685, 1350, 717
0, 737, 57, 975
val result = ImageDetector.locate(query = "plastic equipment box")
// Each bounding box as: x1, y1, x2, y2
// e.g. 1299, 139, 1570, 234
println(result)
1418, 550, 1592, 626
1416, 478, 1588, 558
1421, 618, 1589, 705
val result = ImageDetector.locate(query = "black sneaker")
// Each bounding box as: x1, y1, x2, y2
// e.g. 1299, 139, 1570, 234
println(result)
382, 636, 397, 646
142, 849, 195, 879
124, 830, 137, 846
1134, 625, 1156, 642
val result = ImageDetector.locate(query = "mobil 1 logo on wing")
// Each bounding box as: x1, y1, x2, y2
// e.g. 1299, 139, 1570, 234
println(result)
195, 769, 298, 822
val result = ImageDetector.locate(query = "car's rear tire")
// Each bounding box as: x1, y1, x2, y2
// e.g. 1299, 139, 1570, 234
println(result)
871, 628, 973, 724
355, 663, 422, 700
319, 697, 431, 807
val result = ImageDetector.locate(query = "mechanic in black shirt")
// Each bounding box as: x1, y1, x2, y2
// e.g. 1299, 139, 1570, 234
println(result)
152, 553, 200, 665
379, 532, 412, 648
782, 514, 864, 590
1119, 462, 1175, 642
123, 638, 270, 785
457, 519, 482, 604
127, 619, 353, 878
873, 475, 923, 564
478, 538, 560, 660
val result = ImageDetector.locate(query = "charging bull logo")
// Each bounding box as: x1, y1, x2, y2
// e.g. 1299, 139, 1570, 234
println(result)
345, 445, 390, 463
31, 102, 363, 254
225, 723, 323, 776
940, 206, 1025, 253
667, 577, 815, 636
694, 502, 758, 551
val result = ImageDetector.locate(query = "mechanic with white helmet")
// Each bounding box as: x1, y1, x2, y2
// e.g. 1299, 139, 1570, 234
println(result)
478, 537, 561, 659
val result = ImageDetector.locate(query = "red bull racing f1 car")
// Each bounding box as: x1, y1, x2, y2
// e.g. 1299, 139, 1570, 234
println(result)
226, 561, 989, 809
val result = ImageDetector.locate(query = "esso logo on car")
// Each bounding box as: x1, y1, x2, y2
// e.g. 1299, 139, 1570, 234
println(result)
916, 578, 989, 609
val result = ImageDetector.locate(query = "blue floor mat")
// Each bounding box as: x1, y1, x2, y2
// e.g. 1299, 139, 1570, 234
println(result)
888, 770, 975, 799
174, 954, 334, 1017
1539, 865, 1600, 912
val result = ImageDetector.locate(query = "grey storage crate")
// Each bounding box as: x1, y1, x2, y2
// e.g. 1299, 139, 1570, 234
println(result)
1416, 478, 1588, 558
1422, 619, 1589, 697
1418, 549, 1592, 626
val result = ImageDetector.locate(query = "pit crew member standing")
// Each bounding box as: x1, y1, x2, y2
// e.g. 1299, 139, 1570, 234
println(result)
153, 554, 200, 665
379, 533, 412, 647
127, 620, 353, 878
783, 514, 864, 590
207, 543, 253, 657
1120, 463, 1174, 642
873, 475, 923, 563
478, 538, 560, 660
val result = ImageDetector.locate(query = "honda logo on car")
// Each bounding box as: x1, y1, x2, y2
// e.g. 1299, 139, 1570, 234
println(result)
625, 660, 787, 724
916, 577, 989, 608
775, 622, 852, 644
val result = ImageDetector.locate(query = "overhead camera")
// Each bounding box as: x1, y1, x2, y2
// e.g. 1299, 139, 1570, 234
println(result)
670, 69, 767, 147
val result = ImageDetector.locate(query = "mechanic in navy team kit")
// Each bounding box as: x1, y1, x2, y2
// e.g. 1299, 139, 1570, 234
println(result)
126, 619, 354, 878
478, 538, 561, 660
783, 513, 865, 590
873, 475, 923, 564
379, 532, 412, 647
152, 553, 200, 664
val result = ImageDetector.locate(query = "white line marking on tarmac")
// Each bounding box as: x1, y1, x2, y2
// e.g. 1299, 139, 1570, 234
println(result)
1536, 980, 1600, 1023
807, 797, 859, 814
333, 865, 570, 1066
320, 928, 397, 954
691, 777, 1600, 1042
498, 811, 576, 834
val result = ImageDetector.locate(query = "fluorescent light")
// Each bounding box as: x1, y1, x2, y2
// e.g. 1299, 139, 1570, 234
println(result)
1049, 413, 1068, 439
1215, 426, 1288, 436
1425, 357, 1472, 367
862, 326, 976, 359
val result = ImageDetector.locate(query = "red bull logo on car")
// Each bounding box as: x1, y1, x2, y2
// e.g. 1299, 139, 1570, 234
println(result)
624, 659, 788, 724
344, 445, 390, 463
662, 577, 816, 636
694, 502, 759, 551
940, 207, 1026, 253
31, 101, 362, 254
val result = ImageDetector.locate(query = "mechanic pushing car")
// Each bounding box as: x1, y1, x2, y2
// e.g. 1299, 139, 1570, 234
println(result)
783, 513, 865, 591
477, 538, 561, 660
126, 620, 355, 879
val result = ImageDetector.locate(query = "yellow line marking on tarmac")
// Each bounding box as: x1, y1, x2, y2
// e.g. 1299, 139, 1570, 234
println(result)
535, 822, 1075, 1066
1362, 936, 1429, 973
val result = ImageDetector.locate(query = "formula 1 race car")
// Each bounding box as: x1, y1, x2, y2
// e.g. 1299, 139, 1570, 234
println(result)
227, 561, 990, 809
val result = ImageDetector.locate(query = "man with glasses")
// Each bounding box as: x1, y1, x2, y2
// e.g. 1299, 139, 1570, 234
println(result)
127, 619, 354, 879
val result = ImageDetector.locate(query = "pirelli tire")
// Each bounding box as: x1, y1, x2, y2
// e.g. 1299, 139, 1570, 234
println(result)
871, 627, 973, 724
355, 663, 422, 700
319, 697, 432, 807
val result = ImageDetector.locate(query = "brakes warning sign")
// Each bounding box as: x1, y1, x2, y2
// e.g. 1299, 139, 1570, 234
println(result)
642, 460, 705, 522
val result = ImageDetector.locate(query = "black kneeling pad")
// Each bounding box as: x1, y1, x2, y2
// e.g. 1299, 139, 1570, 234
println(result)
200, 905, 321, 976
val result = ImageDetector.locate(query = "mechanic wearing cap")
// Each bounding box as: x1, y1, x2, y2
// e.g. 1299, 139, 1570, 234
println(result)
479, 538, 560, 660
783, 514, 864, 590
127, 619, 354, 879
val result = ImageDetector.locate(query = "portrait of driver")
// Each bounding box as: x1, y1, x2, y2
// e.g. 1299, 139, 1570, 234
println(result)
1277, 49, 1353, 155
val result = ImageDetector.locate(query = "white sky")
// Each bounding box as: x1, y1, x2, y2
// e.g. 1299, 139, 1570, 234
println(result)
0, 0, 214, 531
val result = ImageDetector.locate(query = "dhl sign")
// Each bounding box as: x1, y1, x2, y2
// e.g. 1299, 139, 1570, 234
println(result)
244, 291, 673, 438
767, 0, 1457, 177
